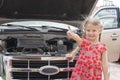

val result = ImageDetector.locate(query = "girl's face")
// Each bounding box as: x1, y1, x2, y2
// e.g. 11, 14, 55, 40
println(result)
84, 24, 101, 42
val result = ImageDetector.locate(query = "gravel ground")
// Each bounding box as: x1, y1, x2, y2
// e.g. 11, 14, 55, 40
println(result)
109, 62, 120, 80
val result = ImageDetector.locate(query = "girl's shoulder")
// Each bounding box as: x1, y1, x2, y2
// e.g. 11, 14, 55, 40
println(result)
98, 42, 106, 47
79, 38, 90, 48
98, 42, 107, 53
81, 38, 91, 45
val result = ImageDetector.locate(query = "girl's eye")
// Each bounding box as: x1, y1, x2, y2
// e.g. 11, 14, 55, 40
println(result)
93, 30, 96, 32
86, 30, 90, 32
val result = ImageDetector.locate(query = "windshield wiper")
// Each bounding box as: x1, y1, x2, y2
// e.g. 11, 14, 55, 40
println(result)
1, 24, 68, 32
33, 25, 67, 32
1, 24, 38, 31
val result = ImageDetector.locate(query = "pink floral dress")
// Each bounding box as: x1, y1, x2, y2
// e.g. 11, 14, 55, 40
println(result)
70, 38, 107, 80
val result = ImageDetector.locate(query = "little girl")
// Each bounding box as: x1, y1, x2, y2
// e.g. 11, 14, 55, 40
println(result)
67, 18, 109, 80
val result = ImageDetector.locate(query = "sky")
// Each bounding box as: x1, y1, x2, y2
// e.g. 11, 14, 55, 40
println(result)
97, 0, 120, 7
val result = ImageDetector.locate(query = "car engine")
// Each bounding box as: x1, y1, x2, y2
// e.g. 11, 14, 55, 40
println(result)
3, 33, 76, 56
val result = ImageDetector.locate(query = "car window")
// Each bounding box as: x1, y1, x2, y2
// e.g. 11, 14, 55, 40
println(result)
99, 16, 117, 29
94, 8, 117, 18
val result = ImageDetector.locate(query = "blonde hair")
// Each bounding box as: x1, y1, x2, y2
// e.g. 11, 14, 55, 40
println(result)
82, 18, 103, 41
83, 17, 103, 30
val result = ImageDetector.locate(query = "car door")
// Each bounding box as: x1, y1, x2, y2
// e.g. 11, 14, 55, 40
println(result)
93, 7, 120, 62
101, 18, 120, 62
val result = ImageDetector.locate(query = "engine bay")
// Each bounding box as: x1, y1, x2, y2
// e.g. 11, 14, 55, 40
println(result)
0, 33, 76, 56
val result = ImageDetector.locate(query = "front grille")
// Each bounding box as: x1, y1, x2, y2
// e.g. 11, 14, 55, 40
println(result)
12, 60, 28, 68
10, 58, 76, 79
12, 72, 72, 79
12, 60, 76, 68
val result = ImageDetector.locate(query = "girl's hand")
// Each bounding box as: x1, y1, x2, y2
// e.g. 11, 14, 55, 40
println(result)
66, 53, 72, 57
67, 26, 73, 38
65, 53, 74, 62
67, 25, 82, 45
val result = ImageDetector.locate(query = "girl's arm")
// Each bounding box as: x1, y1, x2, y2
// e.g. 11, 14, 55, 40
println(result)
101, 51, 109, 80
66, 46, 79, 61
69, 46, 79, 57
67, 26, 82, 45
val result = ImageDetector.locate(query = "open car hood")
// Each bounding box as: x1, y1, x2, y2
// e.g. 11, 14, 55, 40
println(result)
0, 0, 98, 20
0, 0, 98, 28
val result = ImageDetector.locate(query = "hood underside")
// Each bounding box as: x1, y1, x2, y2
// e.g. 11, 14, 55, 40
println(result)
0, 0, 98, 20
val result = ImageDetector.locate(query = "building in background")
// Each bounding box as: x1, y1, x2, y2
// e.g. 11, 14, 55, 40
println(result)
94, 0, 115, 12
103, 0, 114, 6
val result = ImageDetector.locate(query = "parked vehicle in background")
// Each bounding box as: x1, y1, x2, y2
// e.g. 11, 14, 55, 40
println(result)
0, 0, 98, 80
91, 6, 120, 62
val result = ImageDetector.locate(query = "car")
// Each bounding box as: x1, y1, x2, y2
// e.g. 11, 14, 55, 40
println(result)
0, 0, 98, 80
0, 20, 81, 80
